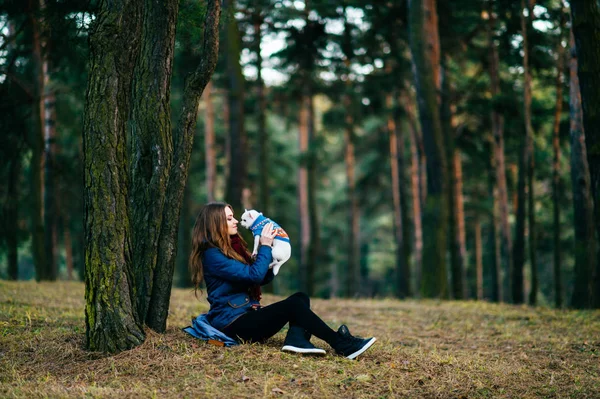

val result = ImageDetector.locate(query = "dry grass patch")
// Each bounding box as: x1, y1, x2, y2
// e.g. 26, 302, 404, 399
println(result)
1, 281, 599, 398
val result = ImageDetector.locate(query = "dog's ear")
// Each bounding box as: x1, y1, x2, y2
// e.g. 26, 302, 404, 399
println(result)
244, 208, 248, 213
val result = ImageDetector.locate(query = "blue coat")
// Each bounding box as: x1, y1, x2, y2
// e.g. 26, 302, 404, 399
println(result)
203, 245, 274, 331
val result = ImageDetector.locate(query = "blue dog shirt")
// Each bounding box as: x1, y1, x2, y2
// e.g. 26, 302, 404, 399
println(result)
249, 214, 290, 243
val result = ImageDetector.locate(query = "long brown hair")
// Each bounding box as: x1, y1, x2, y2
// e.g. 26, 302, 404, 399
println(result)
189, 202, 248, 295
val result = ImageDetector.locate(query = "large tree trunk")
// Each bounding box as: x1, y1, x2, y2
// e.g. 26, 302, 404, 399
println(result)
486, 0, 511, 302
388, 92, 410, 298
129, 0, 178, 323
551, 15, 566, 308
30, 0, 47, 281
84, 0, 146, 352
84, 0, 220, 350
147, 0, 220, 332
409, 0, 449, 298
570, 0, 600, 308
568, 30, 597, 309
204, 81, 216, 202
223, 0, 247, 213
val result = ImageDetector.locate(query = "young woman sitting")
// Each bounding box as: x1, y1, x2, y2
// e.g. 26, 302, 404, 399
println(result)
188, 202, 377, 359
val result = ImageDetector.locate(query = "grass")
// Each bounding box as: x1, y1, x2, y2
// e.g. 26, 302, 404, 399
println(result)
0, 281, 599, 398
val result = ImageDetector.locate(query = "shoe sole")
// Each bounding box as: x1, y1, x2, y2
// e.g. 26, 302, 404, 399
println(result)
281, 345, 326, 355
346, 337, 377, 360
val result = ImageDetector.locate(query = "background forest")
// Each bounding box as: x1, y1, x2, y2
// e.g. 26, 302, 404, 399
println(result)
1, 0, 599, 311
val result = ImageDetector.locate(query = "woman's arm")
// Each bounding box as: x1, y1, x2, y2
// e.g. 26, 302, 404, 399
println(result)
204, 245, 273, 284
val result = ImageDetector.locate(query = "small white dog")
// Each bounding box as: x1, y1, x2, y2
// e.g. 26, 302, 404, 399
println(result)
240, 209, 291, 275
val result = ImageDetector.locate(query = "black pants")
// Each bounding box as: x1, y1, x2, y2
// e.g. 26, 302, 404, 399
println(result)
222, 292, 338, 345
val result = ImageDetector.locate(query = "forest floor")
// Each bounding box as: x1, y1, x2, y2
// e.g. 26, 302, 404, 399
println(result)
0, 281, 599, 398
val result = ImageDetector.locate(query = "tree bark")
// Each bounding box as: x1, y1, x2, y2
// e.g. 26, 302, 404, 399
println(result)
204, 81, 216, 202
409, 0, 449, 298
84, 0, 146, 352
486, 0, 511, 302
570, 0, 600, 308
224, 0, 247, 213
29, 0, 47, 281
568, 29, 597, 309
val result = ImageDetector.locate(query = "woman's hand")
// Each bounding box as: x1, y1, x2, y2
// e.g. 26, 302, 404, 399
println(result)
259, 222, 277, 247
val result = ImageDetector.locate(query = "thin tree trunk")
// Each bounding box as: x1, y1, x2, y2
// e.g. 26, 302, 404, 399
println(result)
454, 150, 468, 298
388, 92, 410, 298
30, 0, 47, 281
204, 81, 216, 202
224, 0, 247, 213
490, 168, 502, 302
7, 156, 21, 280
307, 93, 319, 297
405, 95, 423, 295
148, 0, 220, 332
487, 0, 511, 302
254, 14, 268, 216
442, 61, 465, 300
344, 93, 360, 297
44, 88, 57, 281
568, 29, 597, 309
570, 0, 600, 308
513, 0, 534, 304
63, 210, 74, 280
298, 92, 310, 294
409, 0, 449, 298
475, 218, 483, 300
84, 0, 146, 352
551, 15, 566, 308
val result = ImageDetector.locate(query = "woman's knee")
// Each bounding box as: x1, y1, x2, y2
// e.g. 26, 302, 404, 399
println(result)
288, 292, 310, 307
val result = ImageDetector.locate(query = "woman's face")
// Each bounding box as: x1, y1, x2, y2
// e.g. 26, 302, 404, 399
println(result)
224, 206, 238, 235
